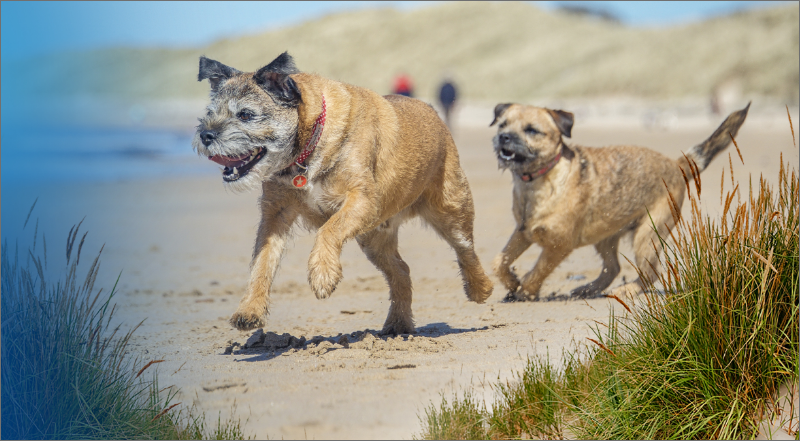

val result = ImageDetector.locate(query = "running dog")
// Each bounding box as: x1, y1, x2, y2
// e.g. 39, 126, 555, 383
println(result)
490, 102, 749, 300
193, 52, 493, 334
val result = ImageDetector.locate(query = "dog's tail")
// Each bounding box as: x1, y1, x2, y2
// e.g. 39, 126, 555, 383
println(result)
677, 102, 750, 180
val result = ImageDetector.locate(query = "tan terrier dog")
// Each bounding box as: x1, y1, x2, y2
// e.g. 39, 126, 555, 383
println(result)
490, 102, 749, 301
192, 52, 493, 334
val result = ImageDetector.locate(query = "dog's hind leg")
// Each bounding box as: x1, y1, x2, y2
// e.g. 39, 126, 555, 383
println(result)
231, 198, 299, 331
418, 190, 494, 304
356, 220, 415, 335
570, 233, 622, 299
492, 230, 533, 297
631, 197, 679, 290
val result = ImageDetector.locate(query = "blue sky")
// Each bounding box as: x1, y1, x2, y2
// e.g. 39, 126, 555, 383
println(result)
1, 1, 792, 61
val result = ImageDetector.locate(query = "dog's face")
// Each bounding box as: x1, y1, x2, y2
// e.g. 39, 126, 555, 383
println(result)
192, 52, 302, 191
490, 104, 574, 174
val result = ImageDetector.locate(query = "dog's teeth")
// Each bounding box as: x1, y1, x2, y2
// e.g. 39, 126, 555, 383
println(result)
233, 167, 238, 175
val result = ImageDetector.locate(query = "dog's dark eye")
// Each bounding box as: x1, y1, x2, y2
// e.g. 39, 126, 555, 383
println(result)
524, 125, 539, 136
237, 110, 255, 122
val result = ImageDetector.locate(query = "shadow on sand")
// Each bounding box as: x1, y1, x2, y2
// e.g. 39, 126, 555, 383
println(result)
228, 321, 504, 363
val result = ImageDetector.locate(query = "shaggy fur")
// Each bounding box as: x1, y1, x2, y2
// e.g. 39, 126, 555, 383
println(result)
490, 103, 750, 301
193, 52, 493, 334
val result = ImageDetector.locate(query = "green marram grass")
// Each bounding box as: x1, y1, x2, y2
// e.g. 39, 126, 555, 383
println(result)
1, 217, 250, 440
418, 128, 799, 439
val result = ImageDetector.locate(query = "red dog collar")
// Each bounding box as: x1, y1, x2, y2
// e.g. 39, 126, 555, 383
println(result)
520, 150, 562, 182
292, 95, 327, 188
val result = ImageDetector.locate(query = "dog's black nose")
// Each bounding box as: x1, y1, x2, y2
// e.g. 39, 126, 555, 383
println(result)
200, 130, 217, 146
499, 133, 510, 144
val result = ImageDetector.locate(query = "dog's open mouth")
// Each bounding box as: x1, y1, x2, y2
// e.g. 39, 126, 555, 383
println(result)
208, 148, 267, 182
499, 148, 527, 163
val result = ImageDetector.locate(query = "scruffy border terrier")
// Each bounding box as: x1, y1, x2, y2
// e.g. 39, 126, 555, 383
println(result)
489, 102, 749, 301
192, 52, 493, 334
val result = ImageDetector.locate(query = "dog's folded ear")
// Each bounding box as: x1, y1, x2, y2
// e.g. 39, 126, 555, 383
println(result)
253, 52, 302, 107
490, 103, 513, 127
198, 57, 241, 91
546, 109, 574, 138
254, 70, 302, 107
260, 51, 300, 75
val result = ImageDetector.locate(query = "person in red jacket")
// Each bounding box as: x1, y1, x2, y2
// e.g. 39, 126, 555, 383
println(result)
392, 73, 414, 97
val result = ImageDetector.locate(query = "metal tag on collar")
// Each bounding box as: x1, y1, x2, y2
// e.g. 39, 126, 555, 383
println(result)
292, 175, 308, 188
292, 162, 308, 188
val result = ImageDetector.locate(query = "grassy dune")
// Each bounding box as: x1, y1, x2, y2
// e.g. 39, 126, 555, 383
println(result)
14, 2, 799, 102
418, 125, 799, 439
1, 216, 249, 440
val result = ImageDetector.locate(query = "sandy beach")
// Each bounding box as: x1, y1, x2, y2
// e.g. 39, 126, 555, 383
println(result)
3, 102, 797, 439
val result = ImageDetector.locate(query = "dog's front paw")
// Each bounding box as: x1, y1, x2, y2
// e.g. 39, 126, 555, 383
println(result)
465, 272, 494, 304
229, 310, 266, 331
513, 288, 540, 302
501, 291, 520, 303
570, 284, 602, 299
308, 255, 342, 300
492, 256, 521, 293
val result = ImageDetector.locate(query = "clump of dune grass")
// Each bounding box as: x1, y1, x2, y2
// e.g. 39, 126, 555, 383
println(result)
1, 216, 250, 440
418, 124, 798, 440
422, 390, 491, 440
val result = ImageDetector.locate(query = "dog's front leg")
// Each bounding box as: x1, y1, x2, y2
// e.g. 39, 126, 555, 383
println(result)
230, 201, 298, 331
492, 229, 532, 294
308, 190, 377, 299
517, 246, 571, 301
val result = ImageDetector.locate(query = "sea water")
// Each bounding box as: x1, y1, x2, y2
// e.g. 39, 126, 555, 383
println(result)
2, 125, 209, 184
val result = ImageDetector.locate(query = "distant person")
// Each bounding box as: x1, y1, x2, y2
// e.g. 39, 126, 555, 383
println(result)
709, 84, 721, 116
438, 78, 458, 130
392, 73, 414, 97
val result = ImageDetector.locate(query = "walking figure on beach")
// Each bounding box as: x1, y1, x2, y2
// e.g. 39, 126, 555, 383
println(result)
392, 73, 414, 97
438, 78, 458, 130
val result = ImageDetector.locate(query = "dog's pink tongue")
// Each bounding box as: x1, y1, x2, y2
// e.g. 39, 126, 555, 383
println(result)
208, 153, 249, 167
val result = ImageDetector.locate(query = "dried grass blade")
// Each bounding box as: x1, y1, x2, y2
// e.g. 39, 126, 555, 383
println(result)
151, 402, 181, 422
720, 167, 725, 205
664, 179, 681, 223
66, 225, 75, 261
751, 248, 778, 274
690, 158, 701, 195
28, 250, 45, 287
729, 153, 735, 186
788, 105, 796, 148
33, 219, 39, 252
66, 218, 85, 263
136, 359, 165, 378
605, 294, 633, 314
587, 338, 615, 357
680, 165, 692, 196
729, 133, 744, 164
76, 232, 88, 267
723, 185, 739, 220
23, 197, 38, 229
